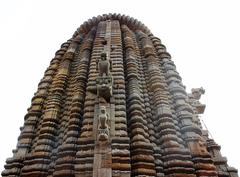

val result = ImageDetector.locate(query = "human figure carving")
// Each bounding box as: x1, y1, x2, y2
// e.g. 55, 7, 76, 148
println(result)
99, 106, 108, 129
96, 52, 113, 101
98, 106, 109, 141
97, 52, 112, 76
96, 76, 113, 102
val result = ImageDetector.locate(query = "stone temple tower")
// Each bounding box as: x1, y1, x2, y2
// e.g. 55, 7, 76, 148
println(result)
2, 14, 238, 177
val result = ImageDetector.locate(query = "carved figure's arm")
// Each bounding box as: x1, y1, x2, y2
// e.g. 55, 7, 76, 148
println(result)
110, 59, 112, 70
96, 59, 99, 71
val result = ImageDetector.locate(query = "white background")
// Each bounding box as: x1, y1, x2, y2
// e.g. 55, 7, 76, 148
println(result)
0, 0, 239, 173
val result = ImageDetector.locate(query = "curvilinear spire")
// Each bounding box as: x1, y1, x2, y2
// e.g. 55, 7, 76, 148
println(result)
2, 13, 238, 177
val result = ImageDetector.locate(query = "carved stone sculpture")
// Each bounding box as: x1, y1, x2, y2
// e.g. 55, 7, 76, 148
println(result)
98, 106, 109, 141
190, 87, 205, 100
96, 75, 113, 101
97, 52, 112, 77
188, 87, 206, 114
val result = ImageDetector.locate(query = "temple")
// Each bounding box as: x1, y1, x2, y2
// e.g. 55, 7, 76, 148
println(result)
2, 14, 238, 177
